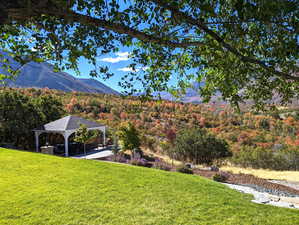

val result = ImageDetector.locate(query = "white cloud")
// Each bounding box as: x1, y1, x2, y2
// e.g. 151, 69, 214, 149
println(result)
99, 52, 130, 63
116, 52, 129, 57
117, 66, 149, 73
117, 67, 137, 72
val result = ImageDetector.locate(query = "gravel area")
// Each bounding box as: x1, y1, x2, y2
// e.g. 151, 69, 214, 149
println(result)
193, 168, 299, 209
193, 169, 299, 197
242, 183, 299, 197
224, 183, 299, 209
269, 180, 299, 191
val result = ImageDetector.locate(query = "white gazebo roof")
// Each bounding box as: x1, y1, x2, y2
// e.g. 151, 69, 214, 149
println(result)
33, 115, 105, 132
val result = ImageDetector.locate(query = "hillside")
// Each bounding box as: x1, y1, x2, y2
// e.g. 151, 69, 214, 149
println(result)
0, 148, 298, 225
0, 51, 119, 95
2, 87, 299, 168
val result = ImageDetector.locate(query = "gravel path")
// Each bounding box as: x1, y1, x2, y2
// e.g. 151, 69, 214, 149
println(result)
73, 150, 113, 159
224, 183, 299, 209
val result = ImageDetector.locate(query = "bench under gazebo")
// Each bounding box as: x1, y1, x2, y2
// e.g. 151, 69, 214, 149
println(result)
33, 115, 106, 157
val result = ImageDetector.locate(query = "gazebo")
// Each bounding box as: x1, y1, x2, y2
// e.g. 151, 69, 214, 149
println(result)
33, 115, 106, 157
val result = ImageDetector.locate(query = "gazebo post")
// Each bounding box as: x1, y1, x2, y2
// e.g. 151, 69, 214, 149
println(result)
35, 131, 40, 152
103, 127, 106, 146
64, 132, 69, 157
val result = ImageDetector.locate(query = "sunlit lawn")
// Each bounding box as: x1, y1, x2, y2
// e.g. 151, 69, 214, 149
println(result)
0, 148, 298, 225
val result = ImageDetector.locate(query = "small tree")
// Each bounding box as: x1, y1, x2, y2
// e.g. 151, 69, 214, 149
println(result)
117, 122, 140, 155
165, 128, 177, 166
74, 124, 99, 157
171, 128, 231, 165
109, 128, 119, 161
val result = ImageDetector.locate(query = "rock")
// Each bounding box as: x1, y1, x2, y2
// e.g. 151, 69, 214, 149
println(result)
210, 165, 219, 171
255, 194, 271, 204
185, 163, 192, 169
269, 195, 280, 202
270, 201, 296, 208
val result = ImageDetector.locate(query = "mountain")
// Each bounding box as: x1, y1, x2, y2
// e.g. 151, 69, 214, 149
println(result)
78, 78, 119, 95
156, 82, 224, 104
0, 52, 119, 95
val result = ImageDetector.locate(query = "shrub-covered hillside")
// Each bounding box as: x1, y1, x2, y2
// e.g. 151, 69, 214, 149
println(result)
1, 87, 299, 170
0, 148, 299, 225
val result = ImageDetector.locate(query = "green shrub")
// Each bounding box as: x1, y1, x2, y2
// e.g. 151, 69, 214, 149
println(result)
259, 118, 270, 130
231, 146, 299, 170
171, 128, 231, 165
176, 166, 193, 174
152, 161, 172, 171
212, 173, 228, 182
117, 122, 140, 152
130, 159, 152, 168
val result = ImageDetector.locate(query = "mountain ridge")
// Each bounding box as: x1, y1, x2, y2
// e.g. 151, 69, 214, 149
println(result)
0, 52, 119, 95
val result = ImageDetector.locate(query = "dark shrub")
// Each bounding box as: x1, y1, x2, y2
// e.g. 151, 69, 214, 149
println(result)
176, 166, 193, 174
213, 172, 229, 182
0, 89, 64, 150
210, 165, 219, 171
113, 154, 129, 163
130, 158, 152, 168
171, 128, 231, 165
259, 118, 270, 130
142, 154, 156, 162
152, 161, 172, 171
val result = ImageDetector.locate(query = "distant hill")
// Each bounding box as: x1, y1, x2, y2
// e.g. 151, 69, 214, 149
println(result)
155, 82, 224, 104
78, 78, 119, 95
0, 52, 119, 95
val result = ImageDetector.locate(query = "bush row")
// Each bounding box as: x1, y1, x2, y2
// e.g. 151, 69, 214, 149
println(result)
231, 146, 299, 171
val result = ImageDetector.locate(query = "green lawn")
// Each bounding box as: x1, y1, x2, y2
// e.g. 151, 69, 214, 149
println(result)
0, 148, 298, 225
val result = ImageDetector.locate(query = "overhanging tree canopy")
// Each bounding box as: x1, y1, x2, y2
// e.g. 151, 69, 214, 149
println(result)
0, 0, 298, 108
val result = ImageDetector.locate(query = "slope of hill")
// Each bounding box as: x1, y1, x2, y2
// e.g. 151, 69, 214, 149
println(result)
0, 148, 298, 225
156, 82, 224, 104
0, 52, 119, 95
78, 78, 119, 95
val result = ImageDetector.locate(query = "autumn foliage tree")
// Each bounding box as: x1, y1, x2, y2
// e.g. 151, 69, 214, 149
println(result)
0, 1, 298, 108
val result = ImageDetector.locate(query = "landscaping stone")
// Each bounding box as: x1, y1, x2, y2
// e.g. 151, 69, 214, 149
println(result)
224, 183, 299, 209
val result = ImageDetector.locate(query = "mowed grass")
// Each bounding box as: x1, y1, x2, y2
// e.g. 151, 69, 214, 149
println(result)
222, 166, 299, 182
0, 148, 299, 225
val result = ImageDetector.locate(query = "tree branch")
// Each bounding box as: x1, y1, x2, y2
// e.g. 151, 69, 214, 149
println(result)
150, 0, 299, 81
5, 7, 203, 49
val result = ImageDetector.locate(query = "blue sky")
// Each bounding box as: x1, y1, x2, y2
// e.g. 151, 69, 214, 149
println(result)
65, 48, 180, 94
65, 47, 137, 93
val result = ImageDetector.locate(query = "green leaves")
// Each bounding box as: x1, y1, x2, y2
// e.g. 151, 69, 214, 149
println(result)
172, 127, 231, 165
74, 124, 99, 144
117, 122, 140, 152
0, 0, 298, 109
0, 89, 64, 149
